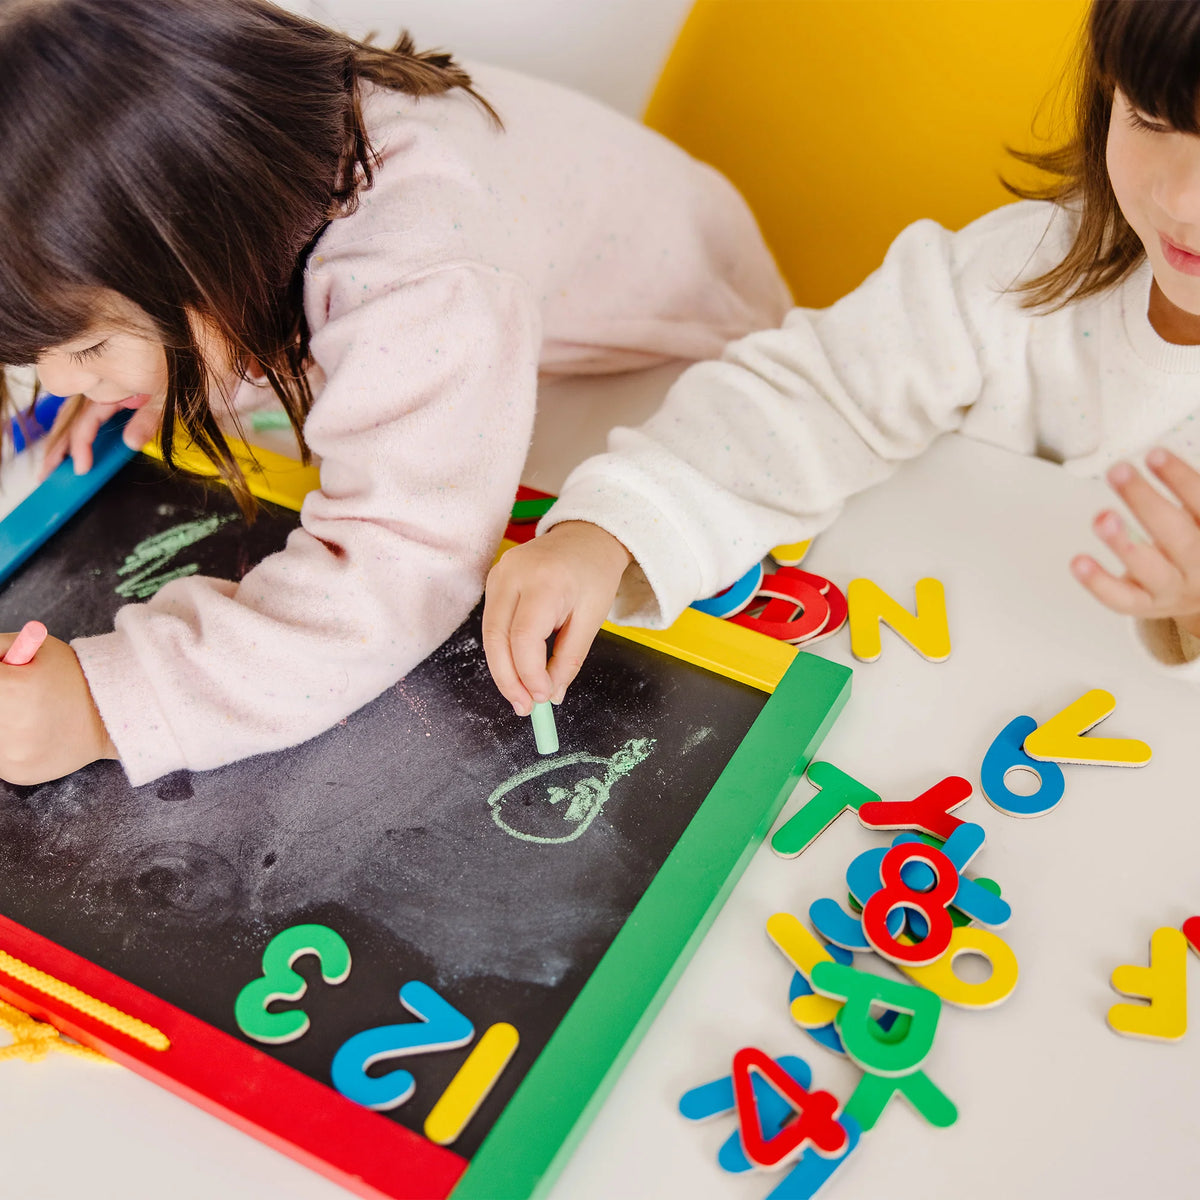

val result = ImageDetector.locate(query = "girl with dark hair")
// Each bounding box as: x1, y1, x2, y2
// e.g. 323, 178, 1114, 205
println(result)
0, 0, 790, 784
485, 0, 1200, 711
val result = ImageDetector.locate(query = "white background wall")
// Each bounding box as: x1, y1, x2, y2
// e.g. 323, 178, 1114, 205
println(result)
280, 0, 693, 117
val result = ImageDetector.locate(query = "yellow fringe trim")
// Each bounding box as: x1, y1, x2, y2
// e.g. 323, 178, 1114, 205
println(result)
0, 950, 170, 1053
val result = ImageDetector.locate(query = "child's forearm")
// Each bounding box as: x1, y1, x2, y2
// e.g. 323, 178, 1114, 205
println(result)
542, 216, 1016, 627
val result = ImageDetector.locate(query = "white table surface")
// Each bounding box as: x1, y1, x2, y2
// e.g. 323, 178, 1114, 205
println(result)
2, 377, 1198, 1200
548, 431, 1200, 1200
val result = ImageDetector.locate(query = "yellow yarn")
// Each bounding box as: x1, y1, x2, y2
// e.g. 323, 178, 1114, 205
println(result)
0, 950, 170, 1053
0, 998, 110, 1065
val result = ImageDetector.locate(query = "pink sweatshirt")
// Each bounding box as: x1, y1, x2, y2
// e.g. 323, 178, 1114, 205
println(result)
72, 63, 789, 785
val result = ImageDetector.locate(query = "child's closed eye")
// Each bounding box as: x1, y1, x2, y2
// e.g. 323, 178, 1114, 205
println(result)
68, 339, 109, 364
1125, 107, 1173, 136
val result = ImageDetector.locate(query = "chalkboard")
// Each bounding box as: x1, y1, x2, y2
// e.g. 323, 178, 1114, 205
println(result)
0, 453, 300, 631
0, 451, 852, 1200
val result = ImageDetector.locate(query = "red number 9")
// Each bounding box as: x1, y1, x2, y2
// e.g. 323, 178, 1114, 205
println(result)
861, 843, 958, 966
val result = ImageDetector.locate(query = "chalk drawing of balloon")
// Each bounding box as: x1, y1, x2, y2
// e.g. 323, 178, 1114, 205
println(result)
487, 738, 655, 844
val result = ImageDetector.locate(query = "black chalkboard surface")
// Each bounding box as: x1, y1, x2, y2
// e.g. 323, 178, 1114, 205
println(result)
0, 450, 851, 1200
0, 454, 300, 635
0, 454, 771, 1151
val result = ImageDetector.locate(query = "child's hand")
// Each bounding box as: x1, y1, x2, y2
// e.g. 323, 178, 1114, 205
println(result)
0, 633, 118, 784
1071, 448, 1200, 637
39, 396, 162, 479
483, 521, 632, 714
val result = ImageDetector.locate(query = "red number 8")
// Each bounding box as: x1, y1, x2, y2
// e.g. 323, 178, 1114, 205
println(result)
861, 843, 958, 966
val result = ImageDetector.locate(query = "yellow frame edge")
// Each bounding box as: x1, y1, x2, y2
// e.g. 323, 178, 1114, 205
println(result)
497, 539, 794, 694
132, 441, 797, 695
140, 435, 319, 513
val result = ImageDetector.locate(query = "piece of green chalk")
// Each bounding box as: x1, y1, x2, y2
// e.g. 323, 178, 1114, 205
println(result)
249, 410, 293, 431
530, 700, 559, 755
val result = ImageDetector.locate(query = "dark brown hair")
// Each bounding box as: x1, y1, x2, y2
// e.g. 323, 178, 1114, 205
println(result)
1009, 0, 1200, 309
0, 0, 497, 511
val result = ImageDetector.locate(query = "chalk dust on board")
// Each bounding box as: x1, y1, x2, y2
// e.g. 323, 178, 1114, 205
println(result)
680, 726, 714, 756
0, 607, 768, 996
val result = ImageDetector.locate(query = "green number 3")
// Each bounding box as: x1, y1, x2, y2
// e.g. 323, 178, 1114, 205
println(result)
235, 923, 352, 1044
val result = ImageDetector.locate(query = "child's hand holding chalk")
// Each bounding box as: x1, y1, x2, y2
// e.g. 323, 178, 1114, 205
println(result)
0, 622, 119, 784
483, 521, 632, 715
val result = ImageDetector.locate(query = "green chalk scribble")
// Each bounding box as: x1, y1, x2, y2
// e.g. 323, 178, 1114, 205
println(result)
487, 737, 655, 844
115, 516, 233, 599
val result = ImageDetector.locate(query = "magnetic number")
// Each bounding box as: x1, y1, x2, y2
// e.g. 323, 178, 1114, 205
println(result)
861, 843, 958, 966
234, 923, 351, 1044
331, 980, 474, 1110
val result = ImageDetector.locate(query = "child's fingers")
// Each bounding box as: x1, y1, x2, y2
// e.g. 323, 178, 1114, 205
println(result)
481, 584, 535, 715
70, 436, 94, 474
37, 393, 87, 480
38, 436, 69, 480
1070, 554, 1157, 616
507, 593, 559, 711
68, 407, 107, 475
545, 604, 607, 704
1090, 508, 1180, 598
1146, 447, 1200, 520
123, 403, 162, 450
1106, 461, 1199, 567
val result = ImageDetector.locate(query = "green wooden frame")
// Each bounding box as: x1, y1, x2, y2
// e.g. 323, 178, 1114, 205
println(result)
455, 628, 851, 1198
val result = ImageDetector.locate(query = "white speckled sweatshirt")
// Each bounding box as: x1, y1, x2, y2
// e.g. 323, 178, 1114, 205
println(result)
542, 199, 1200, 675
71, 64, 790, 785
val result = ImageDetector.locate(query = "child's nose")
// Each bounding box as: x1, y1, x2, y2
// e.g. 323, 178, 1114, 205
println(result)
1153, 148, 1200, 227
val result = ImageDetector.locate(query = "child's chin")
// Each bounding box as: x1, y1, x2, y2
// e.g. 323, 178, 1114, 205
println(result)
1153, 272, 1200, 320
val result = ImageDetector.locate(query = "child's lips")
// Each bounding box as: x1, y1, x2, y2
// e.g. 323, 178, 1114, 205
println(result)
1160, 233, 1200, 276
88, 393, 151, 411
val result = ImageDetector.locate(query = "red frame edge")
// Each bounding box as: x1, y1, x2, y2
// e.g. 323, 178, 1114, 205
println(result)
0, 911, 466, 1200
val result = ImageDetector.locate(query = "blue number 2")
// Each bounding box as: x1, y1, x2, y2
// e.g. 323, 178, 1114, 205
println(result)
331, 981, 474, 1111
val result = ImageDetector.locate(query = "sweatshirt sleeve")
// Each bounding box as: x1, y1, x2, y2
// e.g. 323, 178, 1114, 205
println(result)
73, 259, 540, 785
541, 216, 1016, 627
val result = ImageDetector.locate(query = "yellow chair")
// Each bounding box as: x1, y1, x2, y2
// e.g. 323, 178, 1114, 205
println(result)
646, 0, 1089, 308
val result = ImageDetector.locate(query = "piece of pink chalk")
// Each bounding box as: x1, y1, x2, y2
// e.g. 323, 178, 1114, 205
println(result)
2, 620, 47, 666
